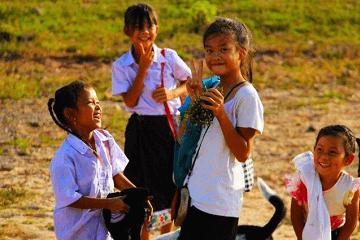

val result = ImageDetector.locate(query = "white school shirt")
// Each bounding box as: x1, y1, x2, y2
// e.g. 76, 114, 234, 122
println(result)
188, 84, 264, 218
112, 44, 191, 115
50, 130, 129, 240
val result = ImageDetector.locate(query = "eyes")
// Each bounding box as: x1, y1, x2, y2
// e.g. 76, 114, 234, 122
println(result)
205, 48, 229, 54
315, 147, 339, 156
134, 23, 156, 30
86, 99, 100, 106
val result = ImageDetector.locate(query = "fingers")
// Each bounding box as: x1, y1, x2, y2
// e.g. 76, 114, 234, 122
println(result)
140, 43, 145, 55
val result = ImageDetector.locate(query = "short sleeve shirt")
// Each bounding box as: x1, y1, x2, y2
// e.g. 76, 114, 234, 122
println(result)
188, 84, 264, 218
50, 130, 128, 240
112, 44, 191, 115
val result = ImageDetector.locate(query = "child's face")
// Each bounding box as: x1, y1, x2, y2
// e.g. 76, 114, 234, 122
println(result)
313, 135, 350, 181
74, 88, 102, 134
204, 33, 245, 77
126, 21, 158, 50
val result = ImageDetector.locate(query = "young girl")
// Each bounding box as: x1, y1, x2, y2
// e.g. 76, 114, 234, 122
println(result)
111, 3, 191, 239
285, 125, 360, 240
177, 18, 264, 240
48, 81, 152, 240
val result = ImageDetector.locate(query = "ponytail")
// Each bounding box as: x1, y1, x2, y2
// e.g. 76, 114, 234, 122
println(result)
48, 81, 104, 163
48, 98, 71, 134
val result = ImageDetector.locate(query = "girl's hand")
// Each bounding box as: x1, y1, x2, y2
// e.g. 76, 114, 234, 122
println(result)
152, 86, 175, 103
109, 196, 130, 213
186, 59, 204, 100
138, 43, 154, 71
145, 196, 153, 223
200, 88, 226, 119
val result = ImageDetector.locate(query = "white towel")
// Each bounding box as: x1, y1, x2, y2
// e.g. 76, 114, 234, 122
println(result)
292, 151, 331, 240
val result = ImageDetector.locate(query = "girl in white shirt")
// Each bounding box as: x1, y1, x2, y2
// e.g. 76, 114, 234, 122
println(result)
48, 81, 152, 240
285, 125, 360, 240
178, 18, 264, 240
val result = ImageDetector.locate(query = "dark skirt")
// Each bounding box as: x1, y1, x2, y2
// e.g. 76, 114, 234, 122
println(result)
179, 206, 238, 240
124, 113, 176, 212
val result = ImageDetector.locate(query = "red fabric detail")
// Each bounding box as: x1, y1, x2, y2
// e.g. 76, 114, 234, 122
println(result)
161, 49, 176, 139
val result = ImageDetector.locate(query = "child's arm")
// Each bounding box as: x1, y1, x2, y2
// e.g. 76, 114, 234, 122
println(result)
337, 189, 359, 240
113, 172, 136, 190
121, 44, 154, 108
201, 88, 256, 162
291, 198, 305, 240
69, 195, 130, 214
152, 80, 187, 103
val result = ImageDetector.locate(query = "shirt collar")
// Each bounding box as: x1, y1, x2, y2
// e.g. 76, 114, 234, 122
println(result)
66, 130, 111, 155
66, 133, 90, 155
121, 44, 165, 67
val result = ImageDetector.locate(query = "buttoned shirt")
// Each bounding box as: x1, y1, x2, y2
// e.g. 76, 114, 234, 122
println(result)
112, 44, 191, 115
50, 130, 128, 240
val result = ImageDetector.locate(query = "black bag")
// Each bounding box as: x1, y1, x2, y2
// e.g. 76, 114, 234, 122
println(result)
103, 187, 150, 240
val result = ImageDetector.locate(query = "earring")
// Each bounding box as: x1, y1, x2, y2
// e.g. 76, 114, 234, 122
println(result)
74, 118, 77, 125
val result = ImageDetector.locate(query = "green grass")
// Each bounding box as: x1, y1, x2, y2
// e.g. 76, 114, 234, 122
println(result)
0, 0, 359, 99
0, 188, 27, 207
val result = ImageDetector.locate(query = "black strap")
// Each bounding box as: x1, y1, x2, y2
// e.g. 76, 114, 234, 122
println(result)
224, 81, 246, 102
184, 125, 210, 185
184, 81, 246, 185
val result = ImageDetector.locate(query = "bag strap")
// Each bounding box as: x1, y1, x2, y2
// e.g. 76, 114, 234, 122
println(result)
161, 49, 176, 139
183, 125, 210, 185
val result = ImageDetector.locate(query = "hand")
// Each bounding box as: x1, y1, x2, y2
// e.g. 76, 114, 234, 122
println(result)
152, 86, 175, 103
138, 43, 154, 71
109, 196, 130, 213
200, 88, 226, 119
186, 59, 204, 100
145, 196, 153, 223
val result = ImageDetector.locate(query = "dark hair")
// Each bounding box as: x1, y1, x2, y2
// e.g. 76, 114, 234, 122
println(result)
48, 81, 104, 160
48, 81, 93, 132
315, 125, 358, 157
124, 3, 158, 31
203, 17, 255, 82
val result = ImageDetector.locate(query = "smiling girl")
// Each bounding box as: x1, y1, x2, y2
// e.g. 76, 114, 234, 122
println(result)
285, 125, 360, 240
48, 81, 152, 240
177, 17, 264, 240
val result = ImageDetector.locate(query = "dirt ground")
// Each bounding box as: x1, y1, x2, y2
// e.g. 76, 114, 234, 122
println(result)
1, 59, 360, 239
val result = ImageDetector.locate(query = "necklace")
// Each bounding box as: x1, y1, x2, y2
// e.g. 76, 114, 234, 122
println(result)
223, 81, 246, 102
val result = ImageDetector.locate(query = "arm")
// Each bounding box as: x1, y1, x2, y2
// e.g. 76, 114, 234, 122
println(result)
152, 80, 188, 103
291, 198, 305, 240
200, 88, 257, 162
69, 195, 130, 214
121, 44, 154, 108
337, 189, 359, 240
113, 172, 136, 190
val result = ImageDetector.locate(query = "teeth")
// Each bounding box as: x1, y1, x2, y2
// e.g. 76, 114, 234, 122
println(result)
319, 162, 329, 168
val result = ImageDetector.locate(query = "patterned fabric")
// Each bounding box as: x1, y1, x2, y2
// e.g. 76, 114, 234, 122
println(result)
147, 208, 172, 231
242, 156, 254, 192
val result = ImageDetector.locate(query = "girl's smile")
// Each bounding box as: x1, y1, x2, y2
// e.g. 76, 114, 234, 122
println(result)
313, 135, 350, 187
74, 88, 102, 133
128, 21, 158, 50
204, 33, 243, 79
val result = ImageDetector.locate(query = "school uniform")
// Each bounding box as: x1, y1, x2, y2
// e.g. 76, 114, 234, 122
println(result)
50, 130, 128, 240
112, 44, 191, 228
